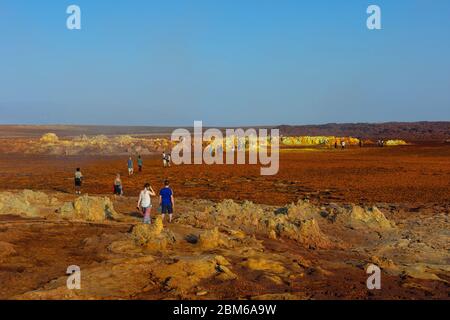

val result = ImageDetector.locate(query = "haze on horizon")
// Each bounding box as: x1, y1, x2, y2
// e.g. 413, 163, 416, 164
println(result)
1, 0, 450, 127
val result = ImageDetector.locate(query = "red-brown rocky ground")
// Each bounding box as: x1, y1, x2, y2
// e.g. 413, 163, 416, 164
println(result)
0, 135, 448, 300
0, 143, 448, 206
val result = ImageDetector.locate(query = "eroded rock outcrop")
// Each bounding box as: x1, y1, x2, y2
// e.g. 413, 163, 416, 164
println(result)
0, 190, 60, 217
339, 205, 396, 231
281, 136, 360, 147
197, 227, 230, 250
59, 195, 118, 222
284, 218, 332, 248
178, 199, 334, 249
27, 133, 175, 155
385, 140, 407, 146
131, 217, 176, 251
151, 255, 236, 292
39, 133, 59, 143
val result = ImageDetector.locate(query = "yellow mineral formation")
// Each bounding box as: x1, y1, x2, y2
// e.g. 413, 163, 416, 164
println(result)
385, 139, 407, 146
39, 133, 59, 143
281, 136, 360, 147
59, 195, 118, 222
29, 134, 174, 155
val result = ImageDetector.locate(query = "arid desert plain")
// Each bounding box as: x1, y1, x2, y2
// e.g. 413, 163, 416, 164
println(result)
0, 124, 448, 300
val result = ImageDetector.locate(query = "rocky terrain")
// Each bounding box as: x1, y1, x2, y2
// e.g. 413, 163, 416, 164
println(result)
0, 131, 409, 156
280, 136, 407, 147
0, 133, 174, 156
0, 126, 448, 300
277, 122, 450, 142
0, 190, 448, 300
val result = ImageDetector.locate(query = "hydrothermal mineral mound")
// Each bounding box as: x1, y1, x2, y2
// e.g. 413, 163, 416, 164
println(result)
22, 133, 174, 155
0, 190, 448, 300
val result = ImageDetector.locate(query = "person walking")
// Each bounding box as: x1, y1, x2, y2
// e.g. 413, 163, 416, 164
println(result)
162, 152, 167, 168
159, 180, 174, 223
137, 183, 156, 224
165, 153, 171, 167
74, 168, 83, 195
127, 156, 134, 176
137, 155, 143, 172
114, 173, 123, 197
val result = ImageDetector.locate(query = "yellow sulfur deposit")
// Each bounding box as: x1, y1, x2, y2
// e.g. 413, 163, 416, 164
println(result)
281, 136, 360, 147
39, 133, 59, 143
30, 133, 175, 155
385, 140, 407, 146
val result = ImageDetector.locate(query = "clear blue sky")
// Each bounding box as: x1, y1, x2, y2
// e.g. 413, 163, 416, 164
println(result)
1, 0, 449, 126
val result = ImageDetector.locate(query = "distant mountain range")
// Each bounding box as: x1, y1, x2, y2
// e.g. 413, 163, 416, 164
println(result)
276, 122, 450, 141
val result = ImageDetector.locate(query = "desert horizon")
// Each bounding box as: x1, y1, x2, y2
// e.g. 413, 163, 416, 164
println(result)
0, 121, 449, 140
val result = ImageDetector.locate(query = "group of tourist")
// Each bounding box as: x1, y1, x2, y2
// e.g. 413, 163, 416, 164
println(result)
72, 153, 175, 224
333, 139, 365, 149
137, 180, 174, 224
334, 141, 347, 149
127, 155, 144, 176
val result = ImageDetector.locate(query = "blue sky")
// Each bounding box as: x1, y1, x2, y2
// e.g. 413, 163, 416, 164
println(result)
0, 0, 449, 126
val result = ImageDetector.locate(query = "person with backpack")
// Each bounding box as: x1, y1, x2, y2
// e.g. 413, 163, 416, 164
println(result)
137, 183, 156, 224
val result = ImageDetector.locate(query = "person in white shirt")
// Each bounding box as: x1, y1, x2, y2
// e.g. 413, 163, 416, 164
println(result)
74, 168, 83, 195
162, 152, 167, 167
137, 183, 156, 224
